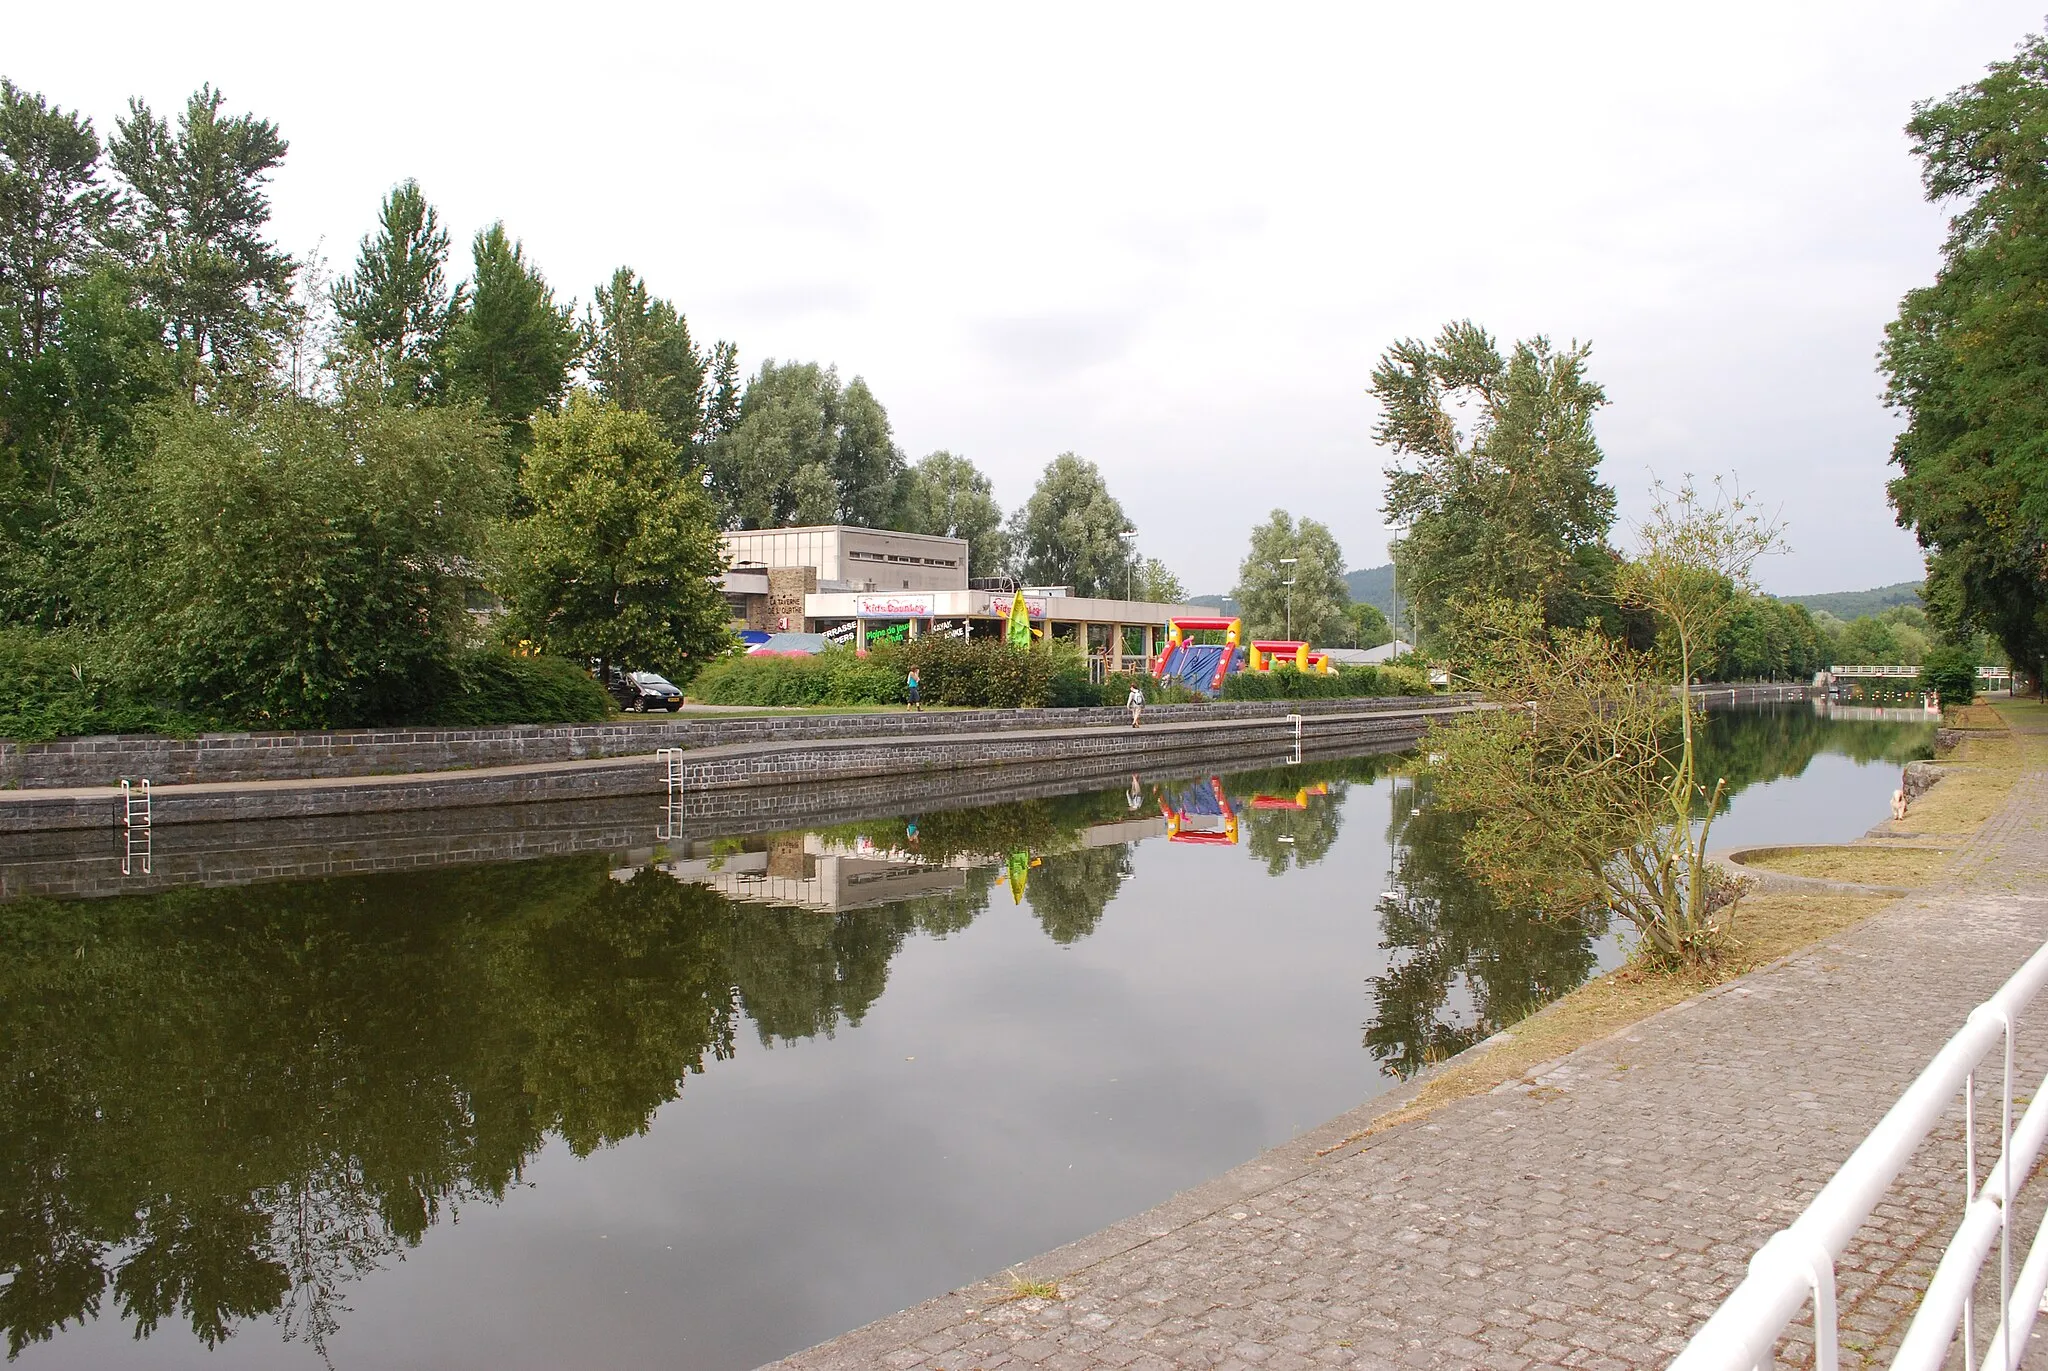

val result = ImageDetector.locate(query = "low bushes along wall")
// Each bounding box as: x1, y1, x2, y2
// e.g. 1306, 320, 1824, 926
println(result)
690, 640, 1208, 709
1220, 664, 1431, 701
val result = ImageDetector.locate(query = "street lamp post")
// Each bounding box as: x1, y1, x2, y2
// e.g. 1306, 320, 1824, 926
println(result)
1119, 529, 1137, 601
1279, 557, 1298, 639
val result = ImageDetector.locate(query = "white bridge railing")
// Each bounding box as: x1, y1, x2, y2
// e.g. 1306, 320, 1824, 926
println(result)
1672, 939, 2048, 1371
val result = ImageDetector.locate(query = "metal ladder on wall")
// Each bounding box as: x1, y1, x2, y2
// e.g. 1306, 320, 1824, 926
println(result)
120, 777, 151, 876
655, 749, 685, 841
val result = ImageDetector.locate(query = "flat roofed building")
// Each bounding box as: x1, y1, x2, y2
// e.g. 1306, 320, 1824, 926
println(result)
721, 525, 968, 593
717, 523, 1211, 666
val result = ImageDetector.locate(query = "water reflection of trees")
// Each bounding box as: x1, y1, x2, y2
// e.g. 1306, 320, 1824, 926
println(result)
0, 859, 976, 1358
1363, 776, 1605, 1080
1695, 706, 1933, 812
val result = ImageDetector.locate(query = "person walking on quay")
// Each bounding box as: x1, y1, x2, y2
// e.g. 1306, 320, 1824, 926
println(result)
1126, 680, 1144, 728
906, 666, 922, 711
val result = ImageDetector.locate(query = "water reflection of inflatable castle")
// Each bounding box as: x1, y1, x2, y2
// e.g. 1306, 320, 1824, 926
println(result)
1160, 777, 1239, 845
1249, 782, 1330, 810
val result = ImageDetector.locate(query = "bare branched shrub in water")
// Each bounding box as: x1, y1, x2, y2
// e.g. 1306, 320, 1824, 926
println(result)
1425, 477, 1784, 967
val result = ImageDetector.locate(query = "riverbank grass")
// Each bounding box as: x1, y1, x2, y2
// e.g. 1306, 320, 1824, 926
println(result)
1340, 697, 2043, 1146
1902, 701, 2037, 837
1742, 846, 1954, 885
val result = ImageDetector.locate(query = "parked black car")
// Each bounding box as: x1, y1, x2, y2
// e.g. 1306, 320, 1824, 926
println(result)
608, 669, 685, 712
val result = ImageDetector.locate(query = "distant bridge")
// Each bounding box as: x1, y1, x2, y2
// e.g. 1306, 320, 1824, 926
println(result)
1826, 664, 2011, 681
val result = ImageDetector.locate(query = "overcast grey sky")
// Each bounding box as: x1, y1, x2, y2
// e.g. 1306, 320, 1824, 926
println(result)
12, 2, 2038, 594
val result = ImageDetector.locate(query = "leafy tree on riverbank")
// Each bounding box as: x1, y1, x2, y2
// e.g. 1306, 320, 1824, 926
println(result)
495, 393, 732, 681
1883, 31, 2048, 687
1373, 321, 1617, 644
1425, 478, 1786, 966
94, 392, 508, 726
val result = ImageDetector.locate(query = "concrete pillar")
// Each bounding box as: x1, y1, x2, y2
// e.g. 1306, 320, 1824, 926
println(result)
855, 617, 866, 652
907, 616, 919, 641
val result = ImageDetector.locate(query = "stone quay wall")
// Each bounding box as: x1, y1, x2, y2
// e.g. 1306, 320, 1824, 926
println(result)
2, 736, 1402, 904
0, 707, 1451, 834
0, 695, 1462, 791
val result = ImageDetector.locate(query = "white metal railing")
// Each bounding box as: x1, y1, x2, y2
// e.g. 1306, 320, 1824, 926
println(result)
1672, 939, 2048, 1371
655, 748, 685, 841
1829, 664, 1922, 678
120, 777, 151, 876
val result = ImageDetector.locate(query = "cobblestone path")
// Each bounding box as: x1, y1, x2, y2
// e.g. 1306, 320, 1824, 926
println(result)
768, 729, 2048, 1370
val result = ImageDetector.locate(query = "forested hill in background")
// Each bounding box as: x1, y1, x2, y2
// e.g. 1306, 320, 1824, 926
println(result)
1193, 570, 1922, 634
1775, 581, 1923, 620
1191, 565, 1397, 620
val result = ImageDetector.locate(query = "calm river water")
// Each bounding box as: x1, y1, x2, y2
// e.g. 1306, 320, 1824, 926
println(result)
0, 703, 1932, 1370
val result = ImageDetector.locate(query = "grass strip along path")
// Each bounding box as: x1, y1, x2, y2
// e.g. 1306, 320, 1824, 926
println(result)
769, 700, 2048, 1370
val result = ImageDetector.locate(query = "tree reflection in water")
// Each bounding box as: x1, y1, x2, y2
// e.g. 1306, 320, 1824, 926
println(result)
0, 859, 964, 1358
1363, 773, 1606, 1080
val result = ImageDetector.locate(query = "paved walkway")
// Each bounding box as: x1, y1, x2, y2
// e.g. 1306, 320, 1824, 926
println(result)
769, 724, 2048, 1369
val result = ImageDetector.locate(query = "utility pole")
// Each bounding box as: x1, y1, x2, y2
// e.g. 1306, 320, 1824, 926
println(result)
1279, 557, 1298, 639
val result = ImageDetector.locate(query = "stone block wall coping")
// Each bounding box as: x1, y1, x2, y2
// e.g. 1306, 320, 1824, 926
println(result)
0, 695, 1477, 790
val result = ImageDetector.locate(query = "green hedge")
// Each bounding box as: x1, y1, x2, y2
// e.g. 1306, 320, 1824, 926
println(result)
0, 630, 611, 741
1219, 664, 1427, 701
691, 639, 1067, 708
0, 628, 212, 742
688, 640, 1223, 709
419, 651, 614, 726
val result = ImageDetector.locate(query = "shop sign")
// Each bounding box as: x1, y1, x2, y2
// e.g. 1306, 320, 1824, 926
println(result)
986, 595, 1046, 618
854, 593, 935, 618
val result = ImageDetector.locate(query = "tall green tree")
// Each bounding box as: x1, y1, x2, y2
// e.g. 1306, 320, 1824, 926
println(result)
1882, 31, 2048, 685
834, 376, 905, 526
1233, 509, 1349, 642
0, 78, 124, 590
1373, 321, 1615, 642
107, 85, 292, 387
584, 266, 709, 455
331, 179, 452, 401
0, 80, 112, 363
1006, 453, 1136, 596
496, 392, 731, 679
706, 360, 905, 529
702, 340, 741, 439
898, 450, 1008, 576
442, 223, 579, 454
